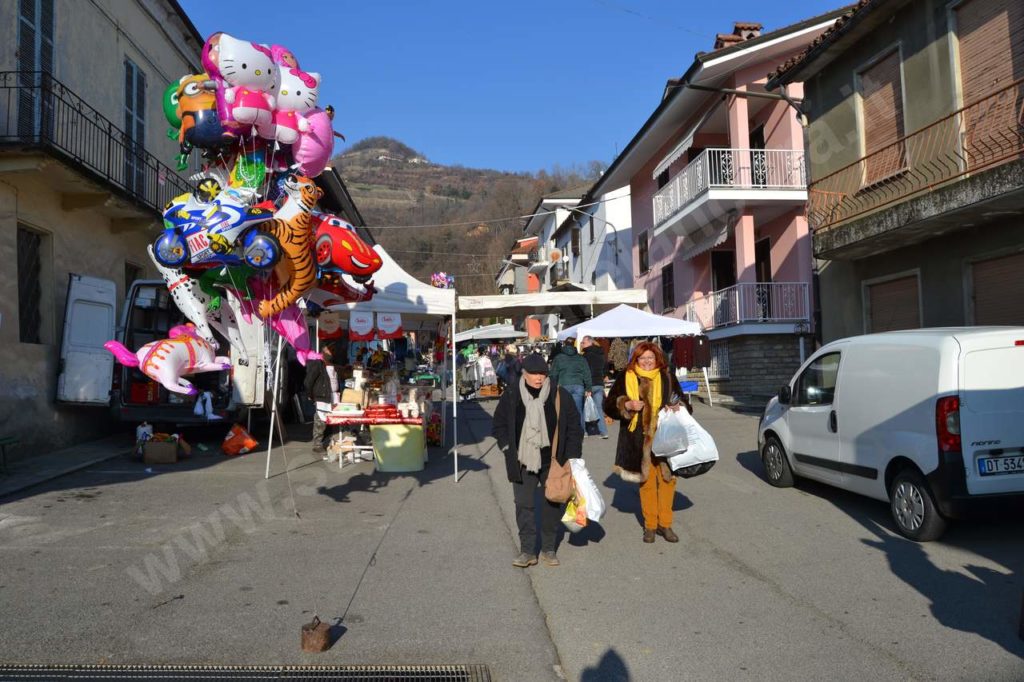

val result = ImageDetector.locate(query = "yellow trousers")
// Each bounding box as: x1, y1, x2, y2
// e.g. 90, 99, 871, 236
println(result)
639, 468, 675, 529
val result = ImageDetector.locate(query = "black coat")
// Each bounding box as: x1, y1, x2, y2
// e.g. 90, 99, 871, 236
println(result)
581, 345, 607, 386
604, 369, 690, 480
304, 360, 333, 402
492, 382, 583, 483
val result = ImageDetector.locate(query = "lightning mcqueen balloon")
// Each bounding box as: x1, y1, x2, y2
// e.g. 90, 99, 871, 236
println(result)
313, 213, 382, 282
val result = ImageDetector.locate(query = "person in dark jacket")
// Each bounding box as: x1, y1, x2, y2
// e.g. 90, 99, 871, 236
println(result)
580, 336, 609, 438
604, 341, 691, 544
304, 345, 337, 456
549, 339, 591, 432
493, 353, 584, 568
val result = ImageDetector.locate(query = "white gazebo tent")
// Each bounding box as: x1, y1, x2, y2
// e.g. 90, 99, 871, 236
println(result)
555, 304, 711, 404
267, 245, 460, 479
453, 324, 527, 343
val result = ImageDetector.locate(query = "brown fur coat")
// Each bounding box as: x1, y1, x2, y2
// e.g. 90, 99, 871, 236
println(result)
604, 369, 691, 483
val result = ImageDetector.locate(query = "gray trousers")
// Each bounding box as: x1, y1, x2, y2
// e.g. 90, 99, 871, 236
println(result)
312, 412, 327, 452
512, 467, 563, 554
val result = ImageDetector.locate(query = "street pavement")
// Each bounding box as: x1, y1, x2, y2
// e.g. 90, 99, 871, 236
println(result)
0, 403, 1022, 680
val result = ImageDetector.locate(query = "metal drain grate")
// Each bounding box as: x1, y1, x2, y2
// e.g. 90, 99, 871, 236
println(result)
0, 665, 491, 682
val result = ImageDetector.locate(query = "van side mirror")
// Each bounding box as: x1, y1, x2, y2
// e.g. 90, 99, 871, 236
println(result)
778, 385, 792, 405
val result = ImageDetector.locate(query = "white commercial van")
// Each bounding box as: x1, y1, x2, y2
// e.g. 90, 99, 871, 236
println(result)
757, 328, 1024, 541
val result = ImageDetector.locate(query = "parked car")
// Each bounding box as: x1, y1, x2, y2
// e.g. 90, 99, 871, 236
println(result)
757, 328, 1024, 541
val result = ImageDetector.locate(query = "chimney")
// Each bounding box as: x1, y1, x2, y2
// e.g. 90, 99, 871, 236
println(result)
714, 21, 763, 49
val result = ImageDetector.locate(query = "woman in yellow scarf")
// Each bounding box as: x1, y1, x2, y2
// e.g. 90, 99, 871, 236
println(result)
604, 341, 692, 543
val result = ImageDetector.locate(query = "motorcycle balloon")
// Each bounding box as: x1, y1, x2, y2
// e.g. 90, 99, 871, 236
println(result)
242, 229, 280, 270
154, 231, 189, 267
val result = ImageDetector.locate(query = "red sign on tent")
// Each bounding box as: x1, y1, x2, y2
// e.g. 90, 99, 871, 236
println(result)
377, 312, 403, 340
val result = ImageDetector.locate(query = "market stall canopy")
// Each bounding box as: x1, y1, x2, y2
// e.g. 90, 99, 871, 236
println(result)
453, 324, 527, 343
458, 289, 647, 319
309, 245, 455, 329
557, 304, 701, 340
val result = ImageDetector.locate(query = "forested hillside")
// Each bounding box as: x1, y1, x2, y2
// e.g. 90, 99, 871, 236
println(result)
332, 138, 603, 295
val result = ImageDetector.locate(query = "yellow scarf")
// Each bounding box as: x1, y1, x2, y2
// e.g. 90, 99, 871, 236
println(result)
625, 366, 662, 432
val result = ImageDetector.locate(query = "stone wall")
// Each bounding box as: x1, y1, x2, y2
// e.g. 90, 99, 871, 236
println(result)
687, 334, 804, 409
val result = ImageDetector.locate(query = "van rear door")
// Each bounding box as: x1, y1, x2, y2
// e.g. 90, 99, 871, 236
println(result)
56, 274, 117, 404
958, 329, 1024, 496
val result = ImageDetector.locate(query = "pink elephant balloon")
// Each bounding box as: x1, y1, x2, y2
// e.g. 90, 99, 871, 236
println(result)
293, 107, 334, 177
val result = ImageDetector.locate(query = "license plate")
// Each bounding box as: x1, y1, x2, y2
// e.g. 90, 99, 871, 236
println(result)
186, 231, 210, 258
978, 454, 1024, 476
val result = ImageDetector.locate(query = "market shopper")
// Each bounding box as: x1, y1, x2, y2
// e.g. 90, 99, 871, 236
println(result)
580, 336, 609, 439
493, 353, 584, 568
548, 338, 591, 431
604, 341, 692, 544
304, 345, 338, 456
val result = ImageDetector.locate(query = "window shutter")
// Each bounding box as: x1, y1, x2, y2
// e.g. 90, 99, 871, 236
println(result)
18, 0, 36, 72
867, 275, 920, 332
956, 0, 1024, 169
972, 252, 1024, 325
124, 59, 135, 138
859, 50, 906, 184
39, 0, 53, 75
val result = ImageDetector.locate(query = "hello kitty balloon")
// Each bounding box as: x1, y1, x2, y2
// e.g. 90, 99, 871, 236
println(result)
263, 67, 320, 145
202, 32, 275, 134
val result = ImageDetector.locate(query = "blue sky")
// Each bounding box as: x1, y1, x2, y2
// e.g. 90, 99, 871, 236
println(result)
179, 0, 840, 173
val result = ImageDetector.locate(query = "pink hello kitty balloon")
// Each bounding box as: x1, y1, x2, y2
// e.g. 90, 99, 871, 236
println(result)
262, 67, 320, 145
202, 32, 275, 135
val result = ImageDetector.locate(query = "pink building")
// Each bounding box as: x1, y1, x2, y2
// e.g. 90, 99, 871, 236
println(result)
582, 12, 844, 403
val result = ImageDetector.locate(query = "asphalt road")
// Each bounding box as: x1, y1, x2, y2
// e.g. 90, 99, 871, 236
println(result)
0, 404, 1021, 681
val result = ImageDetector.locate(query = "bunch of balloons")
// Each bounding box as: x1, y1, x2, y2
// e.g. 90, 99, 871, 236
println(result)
108, 31, 385, 385
431, 272, 455, 289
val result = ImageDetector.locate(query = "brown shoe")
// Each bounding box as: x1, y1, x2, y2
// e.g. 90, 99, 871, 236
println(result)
656, 526, 679, 543
512, 552, 538, 568
642, 529, 656, 543
540, 551, 560, 567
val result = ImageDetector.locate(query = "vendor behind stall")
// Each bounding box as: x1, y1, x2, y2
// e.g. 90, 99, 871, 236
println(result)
305, 345, 338, 457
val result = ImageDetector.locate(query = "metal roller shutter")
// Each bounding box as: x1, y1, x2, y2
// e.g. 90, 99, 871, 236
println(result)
972, 252, 1024, 325
956, 0, 1024, 169
859, 50, 906, 184
867, 275, 920, 332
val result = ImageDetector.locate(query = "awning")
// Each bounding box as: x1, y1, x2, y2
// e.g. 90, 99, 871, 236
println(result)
651, 131, 694, 180
679, 222, 731, 260
458, 289, 648, 319
557, 304, 700, 340
453, 324, 527, 343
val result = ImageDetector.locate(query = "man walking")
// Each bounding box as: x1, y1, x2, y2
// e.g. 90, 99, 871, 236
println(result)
549, 338, 591, 431
580, 336, 609, 439
304, 345, 338, 456
492, 353, 583, 568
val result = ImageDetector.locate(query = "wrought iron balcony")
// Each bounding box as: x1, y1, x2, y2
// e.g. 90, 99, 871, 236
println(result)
808, 76, 1024, 232
652, 147, 806, 229
0, 71, 191, 215
685, 281, 810, 330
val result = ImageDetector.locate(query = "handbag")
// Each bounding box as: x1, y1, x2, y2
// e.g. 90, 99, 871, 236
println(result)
544, 390, 573, 503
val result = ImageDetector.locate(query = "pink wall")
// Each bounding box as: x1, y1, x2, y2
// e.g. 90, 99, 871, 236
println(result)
630, 45, 814, 316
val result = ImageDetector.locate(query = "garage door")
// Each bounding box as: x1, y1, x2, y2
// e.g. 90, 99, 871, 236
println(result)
867, 275, 921, 332
972, 251, 1024, 325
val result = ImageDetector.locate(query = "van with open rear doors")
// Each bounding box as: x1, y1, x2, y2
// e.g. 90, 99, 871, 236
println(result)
757, 328, 1024, 541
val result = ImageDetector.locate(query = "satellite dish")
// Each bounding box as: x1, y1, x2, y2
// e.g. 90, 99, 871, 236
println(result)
548, 248, 562, 264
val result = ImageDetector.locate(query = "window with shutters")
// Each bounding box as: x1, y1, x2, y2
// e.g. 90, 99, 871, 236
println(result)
970, 251, 1024, 325
955, 0, 1024, 170
857, 49, 906, 186
661, 264, 675, 311
17, 0, 55, 138
638, 231, 649, 274
589, 215, 595, 244
124, 59, 147, 196
864, 273, 921, 333
571, 227, 580, 257
18, 225, 45, 344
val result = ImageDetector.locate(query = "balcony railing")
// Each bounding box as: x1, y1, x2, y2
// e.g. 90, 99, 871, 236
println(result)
685, 282, 810, 330
653, 147, 806, 226
808, 76, 1024, 232
0, 71, 191, 215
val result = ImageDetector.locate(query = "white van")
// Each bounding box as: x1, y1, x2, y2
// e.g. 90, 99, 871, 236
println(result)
757, 328, 1024, 541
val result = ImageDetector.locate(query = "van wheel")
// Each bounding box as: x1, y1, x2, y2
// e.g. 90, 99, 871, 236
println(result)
761, 436, 794, 488
889, 469, 947, 542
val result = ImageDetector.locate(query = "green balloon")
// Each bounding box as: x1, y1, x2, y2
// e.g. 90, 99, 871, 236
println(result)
163, 81, 182, 131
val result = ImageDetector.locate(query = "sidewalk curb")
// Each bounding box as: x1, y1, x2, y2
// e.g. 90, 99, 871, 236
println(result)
0, 448, 130, 500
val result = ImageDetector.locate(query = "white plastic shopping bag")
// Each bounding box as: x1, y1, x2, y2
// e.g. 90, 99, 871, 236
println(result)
583, 395, 599, 422
569, 458, 606, 522
651, 407, 691, 457
665, 409, 719, 477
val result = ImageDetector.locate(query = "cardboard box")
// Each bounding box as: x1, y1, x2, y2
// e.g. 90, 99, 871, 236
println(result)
341, 388, 365, 406
143, 440, 179, 464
